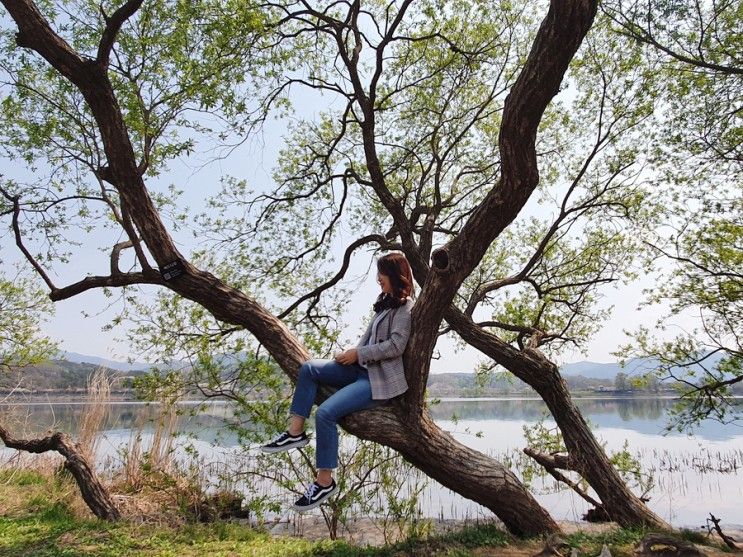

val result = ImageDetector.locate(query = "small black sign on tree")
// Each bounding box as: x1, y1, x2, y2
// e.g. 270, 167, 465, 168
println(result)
159, 259, 186, 281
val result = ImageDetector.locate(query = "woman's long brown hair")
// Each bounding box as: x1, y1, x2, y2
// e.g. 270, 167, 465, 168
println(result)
373, 252, 415, 312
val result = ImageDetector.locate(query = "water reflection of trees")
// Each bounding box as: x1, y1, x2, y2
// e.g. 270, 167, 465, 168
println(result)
0, 402, 231, 437
4, 398, 740, 437
428, 398, 674, 422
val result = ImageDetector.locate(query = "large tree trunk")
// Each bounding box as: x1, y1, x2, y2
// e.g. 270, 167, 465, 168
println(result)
445, 308, 669, 529
0, 424, 120, 520
346, 405, 559, 537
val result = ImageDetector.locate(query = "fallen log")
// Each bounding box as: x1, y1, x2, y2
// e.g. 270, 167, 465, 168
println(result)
0, 423, 120, 520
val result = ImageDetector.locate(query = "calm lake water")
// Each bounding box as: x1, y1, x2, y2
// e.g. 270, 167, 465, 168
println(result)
1, 397, 741, 528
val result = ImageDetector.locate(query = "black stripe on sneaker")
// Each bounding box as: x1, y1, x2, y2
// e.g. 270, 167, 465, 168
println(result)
274, 435, 302, 445
311, 484, 334, 502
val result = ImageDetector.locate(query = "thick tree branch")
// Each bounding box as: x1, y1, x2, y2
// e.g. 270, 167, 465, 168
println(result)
1, 0, 84, 79
443, 304, 668, 529
49, 271, 164, 302
97, 0, 144, 65
406, 0, 600, 405
110, 240, 133, 274
451, 0, 599, 272
3, 0, 186, 274
119, 202, 153, 272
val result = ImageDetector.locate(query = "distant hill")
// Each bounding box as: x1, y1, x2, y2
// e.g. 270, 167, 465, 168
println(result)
54, 353, 645, 380
59, 351, 151, 372
559, 352, 726, 380
426, 372, 613, 397
558, 360, 648, 380
58, 353, 722, 381
3, 352, 730, 397
0, 359, 146, 393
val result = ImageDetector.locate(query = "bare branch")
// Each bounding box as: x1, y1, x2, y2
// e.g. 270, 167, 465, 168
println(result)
0, 186, 57, 292
49, 271, 164, 302
278, 234, 398, 319
110, 240, 134, 274
0, 423, 120, 520
707, 513, 740, 550
645, 240, 743, 281
606, 12, 742, 75
119, 201, 153, 272
523, 447, 604, 509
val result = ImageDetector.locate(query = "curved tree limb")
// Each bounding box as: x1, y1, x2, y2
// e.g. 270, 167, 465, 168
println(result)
0, 423, 120, 520
1, 186, 58, 292
604, 7, 742, 76
707, 514, 740, 550
97, 0, 144, 65
278, 234, 399, 319
48, 271, 164, 301
406, 0, 601, 409
443, 304, 668, 529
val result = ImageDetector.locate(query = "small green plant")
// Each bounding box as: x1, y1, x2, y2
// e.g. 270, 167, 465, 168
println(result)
520, 416, 566, 488
679, 528, 709, 545
0, 468, 45, 486
609, 440, 655, 499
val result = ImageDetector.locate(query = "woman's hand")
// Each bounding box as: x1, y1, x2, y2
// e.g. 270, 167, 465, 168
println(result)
334, 348, 358, 365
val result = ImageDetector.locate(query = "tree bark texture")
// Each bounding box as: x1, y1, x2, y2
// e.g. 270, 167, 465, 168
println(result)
0, 0, 670, 538
0, 424, 120, 520
344, 405, 559, 537
145, 277, 561, 536
535, 366, 667, 528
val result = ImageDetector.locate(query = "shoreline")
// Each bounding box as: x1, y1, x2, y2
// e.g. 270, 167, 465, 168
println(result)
6, 393, 739, 405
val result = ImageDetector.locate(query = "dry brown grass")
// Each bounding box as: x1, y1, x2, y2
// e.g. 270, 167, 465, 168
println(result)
2, 372, 204, 525
106, 401, 215, 525
77, 368, 112, 464
118, 402, 179, 491
1, 451, 62, 477
111, 486, 190, 526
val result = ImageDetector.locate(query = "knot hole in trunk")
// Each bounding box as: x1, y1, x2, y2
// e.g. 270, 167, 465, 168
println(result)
431, 248, 450, 272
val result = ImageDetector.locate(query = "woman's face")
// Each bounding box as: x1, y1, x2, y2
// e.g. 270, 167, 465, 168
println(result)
377, 272, 393, 295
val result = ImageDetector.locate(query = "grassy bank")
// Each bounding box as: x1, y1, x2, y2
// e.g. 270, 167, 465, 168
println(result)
0, 468, 735, 557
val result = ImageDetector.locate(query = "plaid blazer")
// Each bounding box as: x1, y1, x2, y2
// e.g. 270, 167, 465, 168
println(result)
356, 297, 414, 400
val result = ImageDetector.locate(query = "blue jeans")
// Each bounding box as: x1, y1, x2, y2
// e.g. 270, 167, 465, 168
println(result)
290, 359, 382, 469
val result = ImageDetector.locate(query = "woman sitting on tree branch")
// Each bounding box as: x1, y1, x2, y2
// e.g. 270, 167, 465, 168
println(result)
261, 253, 415, 511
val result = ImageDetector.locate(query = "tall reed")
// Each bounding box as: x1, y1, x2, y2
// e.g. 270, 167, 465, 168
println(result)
77, 368, 112, 464
121, 402, 179, 490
